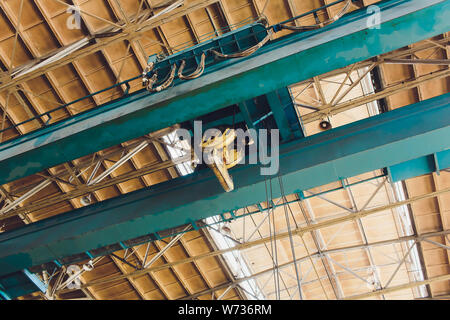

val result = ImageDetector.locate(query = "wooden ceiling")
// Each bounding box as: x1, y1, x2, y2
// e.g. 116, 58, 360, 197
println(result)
0, 0, 448, 300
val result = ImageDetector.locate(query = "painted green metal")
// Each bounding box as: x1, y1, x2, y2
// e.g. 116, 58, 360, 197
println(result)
195, 88, 299, 137
266, 91, 294, 141
0, 288, 11, 300
0, 93, 448, 276
388, 150, 450, 182
24, 172, 384, 269
0, 0, 447, 185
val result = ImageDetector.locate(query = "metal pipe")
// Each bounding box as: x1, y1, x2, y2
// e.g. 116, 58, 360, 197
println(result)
0, 179, 51, 214
384, 58, 450, 65
344, 273, 450, 300
143, 225, 190, 268
422, 238, 450, 251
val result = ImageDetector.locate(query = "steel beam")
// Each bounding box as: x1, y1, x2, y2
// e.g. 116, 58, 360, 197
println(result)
0, 0, 448, 184
0, 93, 449, 276
388, 150, 450, 181
109, 229, 450, 299
0, 268, 46, 299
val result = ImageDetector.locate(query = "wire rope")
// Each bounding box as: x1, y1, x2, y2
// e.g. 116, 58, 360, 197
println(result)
265, 177, 280, 300
177, 53, 206, 80
278, 175, 303, 299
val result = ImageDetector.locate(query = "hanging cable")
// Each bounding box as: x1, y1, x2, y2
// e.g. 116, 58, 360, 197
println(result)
265, 177, 280, 300
277, 0, 352, 32
152, 63, 177, 92
142, 61, 155, 88
141, 16, 273, 90
178, 53, 206, 80
145, 73, 158, 91
142, 61, 177, 92
141, 17, 273, 90
210, 31, 273, 59
256, 15, 270, 28
278, 175, 303, 300
277, 24, 322, 32
267, 177, 283, 300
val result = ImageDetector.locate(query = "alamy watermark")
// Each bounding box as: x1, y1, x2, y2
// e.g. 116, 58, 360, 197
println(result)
366, 5, 381, 30
176, 121, 280, 176
66, 5, 82, 30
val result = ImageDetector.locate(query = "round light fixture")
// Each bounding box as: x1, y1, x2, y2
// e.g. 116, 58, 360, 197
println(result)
319, 120, 332, 131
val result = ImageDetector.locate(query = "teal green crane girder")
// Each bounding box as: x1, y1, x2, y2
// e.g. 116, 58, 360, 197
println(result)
0, 0, 448, 185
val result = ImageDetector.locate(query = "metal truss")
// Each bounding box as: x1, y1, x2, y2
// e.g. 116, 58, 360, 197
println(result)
171, 229, 450, 300
57, 185, 450, 294
0, 126, 192, 223
292, 38, 450, 125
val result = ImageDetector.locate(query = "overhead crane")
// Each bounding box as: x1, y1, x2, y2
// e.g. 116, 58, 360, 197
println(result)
0, 0, 449, 298
0, 0, 448, 184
